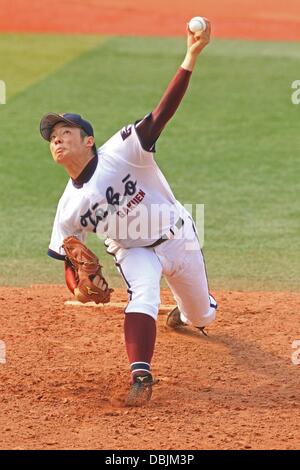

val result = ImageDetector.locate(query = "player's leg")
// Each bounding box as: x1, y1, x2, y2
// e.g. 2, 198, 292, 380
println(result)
107, 244, 162, 405
155, 217, 217, 330
165, 248, 217, 330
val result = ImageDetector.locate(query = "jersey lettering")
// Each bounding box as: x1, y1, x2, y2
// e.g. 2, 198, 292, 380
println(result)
80, 174, 140, 232
120, 125, 132, 141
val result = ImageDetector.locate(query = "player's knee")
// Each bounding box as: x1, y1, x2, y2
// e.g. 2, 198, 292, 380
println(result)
184, 294, 217, 327
125, 285, 160, 320
197, 294, 217, 327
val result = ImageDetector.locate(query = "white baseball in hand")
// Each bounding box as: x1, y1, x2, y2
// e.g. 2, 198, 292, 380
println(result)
188, 16, 207, 33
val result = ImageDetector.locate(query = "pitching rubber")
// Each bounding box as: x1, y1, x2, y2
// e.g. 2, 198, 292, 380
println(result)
64, 300, 175, 313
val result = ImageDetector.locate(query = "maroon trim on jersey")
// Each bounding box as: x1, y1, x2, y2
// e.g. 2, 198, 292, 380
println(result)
72, 154, 98, 188
47, 248, 65, 261
135, 67, 192, 152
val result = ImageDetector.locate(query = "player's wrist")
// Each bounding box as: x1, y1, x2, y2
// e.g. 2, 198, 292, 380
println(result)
181, 52, 197, 72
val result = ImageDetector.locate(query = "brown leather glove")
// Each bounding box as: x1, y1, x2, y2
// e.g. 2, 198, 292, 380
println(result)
62, 236, 113, 304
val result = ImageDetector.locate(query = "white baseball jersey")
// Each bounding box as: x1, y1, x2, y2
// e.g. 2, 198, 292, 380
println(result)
48, 123, 184, 260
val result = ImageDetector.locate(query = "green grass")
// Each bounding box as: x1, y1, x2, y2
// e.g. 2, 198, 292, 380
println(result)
0, 35, 299, 290
0, 34, 108, 99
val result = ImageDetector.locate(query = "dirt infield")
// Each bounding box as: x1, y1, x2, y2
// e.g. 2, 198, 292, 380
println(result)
1, 0, 300, 40
0, 286, 299, 450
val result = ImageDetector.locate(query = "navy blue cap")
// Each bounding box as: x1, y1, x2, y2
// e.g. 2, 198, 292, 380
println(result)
40, 113, 95, 141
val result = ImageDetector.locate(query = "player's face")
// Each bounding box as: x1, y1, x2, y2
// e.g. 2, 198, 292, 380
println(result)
49, 123, 86, 164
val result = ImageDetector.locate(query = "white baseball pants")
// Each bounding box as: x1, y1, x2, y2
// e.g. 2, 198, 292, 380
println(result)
106, 215, 217, 328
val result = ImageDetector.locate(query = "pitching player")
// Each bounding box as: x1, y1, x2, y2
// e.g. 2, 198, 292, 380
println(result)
40, 21, 217, 406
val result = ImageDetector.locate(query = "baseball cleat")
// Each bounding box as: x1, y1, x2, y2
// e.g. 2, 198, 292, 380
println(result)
166, 307, 208, 335
196, 326, 208, 336
166, 307, 187, 328
125, 373, 157, 407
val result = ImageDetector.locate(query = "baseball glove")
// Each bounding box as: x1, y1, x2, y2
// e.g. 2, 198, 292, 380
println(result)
62, 236, 113, 304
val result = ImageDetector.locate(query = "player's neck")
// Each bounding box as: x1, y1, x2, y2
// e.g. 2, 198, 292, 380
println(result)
64, 151, 95, 180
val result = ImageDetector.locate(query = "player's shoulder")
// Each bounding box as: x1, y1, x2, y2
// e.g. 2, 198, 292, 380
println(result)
97, 123, 141, 160
98, 120, 154, 165
120, 123, 134, 141
99, 123, 134, 149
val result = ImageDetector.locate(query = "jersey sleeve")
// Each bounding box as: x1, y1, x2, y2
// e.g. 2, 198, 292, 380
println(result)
134, 113, 157, 153
102, 123, 155, 167
48, 204, 86, 261
135, 67, 192, 151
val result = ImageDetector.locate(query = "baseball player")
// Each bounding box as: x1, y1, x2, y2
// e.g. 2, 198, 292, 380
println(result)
40, 21, 217, 406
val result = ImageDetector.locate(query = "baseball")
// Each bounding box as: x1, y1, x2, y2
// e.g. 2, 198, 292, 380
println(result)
188, 16, 207, 34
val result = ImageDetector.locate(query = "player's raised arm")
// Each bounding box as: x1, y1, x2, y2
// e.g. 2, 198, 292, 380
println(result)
136, 19, 211, 152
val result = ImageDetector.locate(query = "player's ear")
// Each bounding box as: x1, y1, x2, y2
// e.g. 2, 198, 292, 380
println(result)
85, 135, 95, 149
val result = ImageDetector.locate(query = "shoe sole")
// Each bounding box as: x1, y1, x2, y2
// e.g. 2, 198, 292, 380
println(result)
125, 383, 153, 407
166, 310, 186, 329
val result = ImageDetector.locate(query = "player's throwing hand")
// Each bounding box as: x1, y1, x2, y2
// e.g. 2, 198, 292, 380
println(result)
187, 18, 211, 56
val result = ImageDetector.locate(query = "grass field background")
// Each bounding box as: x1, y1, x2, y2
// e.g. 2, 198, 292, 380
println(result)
0, 34, 299, 290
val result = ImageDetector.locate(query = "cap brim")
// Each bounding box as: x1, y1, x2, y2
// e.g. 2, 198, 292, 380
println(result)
40, 113, 79, 141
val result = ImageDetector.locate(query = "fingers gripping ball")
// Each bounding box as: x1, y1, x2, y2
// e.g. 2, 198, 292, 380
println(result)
188, 16, 207, 33
62, 236, 113, 304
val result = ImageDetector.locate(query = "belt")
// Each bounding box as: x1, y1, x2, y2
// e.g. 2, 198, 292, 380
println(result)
146, 217, 184, 248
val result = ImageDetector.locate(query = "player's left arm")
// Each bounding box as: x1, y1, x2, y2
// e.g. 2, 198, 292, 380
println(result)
136, 20, 211, 152
65, 259, 78, 294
